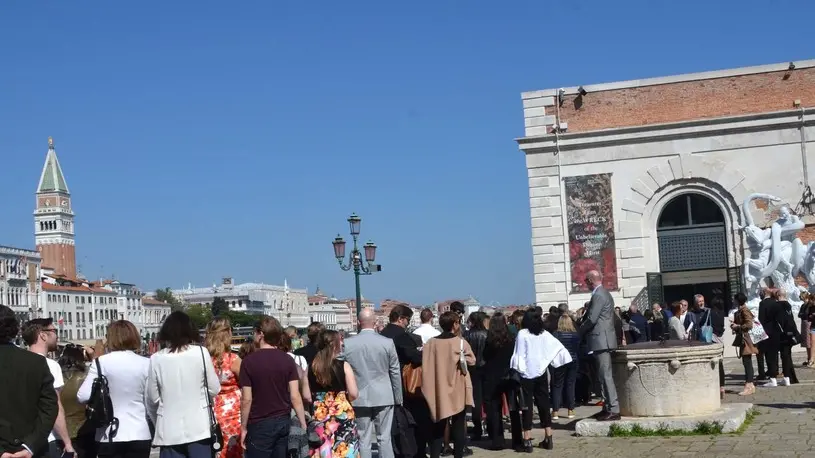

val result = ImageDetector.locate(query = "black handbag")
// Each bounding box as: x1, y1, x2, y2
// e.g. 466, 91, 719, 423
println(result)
200, 347, 225, 453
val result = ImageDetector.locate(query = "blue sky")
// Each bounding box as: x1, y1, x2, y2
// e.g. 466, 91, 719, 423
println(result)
1, 1, 813, 305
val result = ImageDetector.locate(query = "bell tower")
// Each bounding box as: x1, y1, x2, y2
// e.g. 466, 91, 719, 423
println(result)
34, 137, 76, 278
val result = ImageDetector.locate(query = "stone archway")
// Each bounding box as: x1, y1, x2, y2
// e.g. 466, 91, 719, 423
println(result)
619, 155, 753, 273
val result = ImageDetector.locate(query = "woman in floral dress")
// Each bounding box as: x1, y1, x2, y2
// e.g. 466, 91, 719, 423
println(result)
205, 317, 243, 458
303, 330, 359, 458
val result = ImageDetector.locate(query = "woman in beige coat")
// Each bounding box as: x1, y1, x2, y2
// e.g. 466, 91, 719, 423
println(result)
422, 311, 475, 458
731, 292, 758, 395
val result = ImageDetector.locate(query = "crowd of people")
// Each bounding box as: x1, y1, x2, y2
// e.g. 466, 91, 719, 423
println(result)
3, 268, 812, 458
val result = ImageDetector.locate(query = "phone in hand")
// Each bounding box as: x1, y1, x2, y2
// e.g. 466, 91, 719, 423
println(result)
61, 451, 74, 458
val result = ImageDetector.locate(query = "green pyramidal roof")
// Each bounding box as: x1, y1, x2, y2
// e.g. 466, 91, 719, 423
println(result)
37, 138, 70, 194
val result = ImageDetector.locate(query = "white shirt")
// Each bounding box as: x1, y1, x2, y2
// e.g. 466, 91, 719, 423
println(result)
77, 351, 152, 442
44, 357, 63, 443
146, 345, 221, 446
288, 352, 307, 371
510, 329, 572, 379
412, 324, 440, 345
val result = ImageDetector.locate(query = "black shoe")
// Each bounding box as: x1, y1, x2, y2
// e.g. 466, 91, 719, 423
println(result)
486, 444, 504, 451
518, 439, 533, 453
591, 410, 607, 419
538, 435, 553, 450
597, 412, 621, 422
462, 446, 474, 456
441, 447, 453, 457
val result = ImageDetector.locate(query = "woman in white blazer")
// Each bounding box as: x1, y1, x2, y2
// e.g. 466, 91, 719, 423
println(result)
146, 311, 221, 458
77, 320, 152, 458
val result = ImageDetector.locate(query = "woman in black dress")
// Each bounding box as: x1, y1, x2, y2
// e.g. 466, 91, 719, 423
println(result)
482, 312, 521, 451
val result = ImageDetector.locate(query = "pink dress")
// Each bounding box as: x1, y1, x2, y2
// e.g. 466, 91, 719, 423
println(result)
213, 352, 243, 458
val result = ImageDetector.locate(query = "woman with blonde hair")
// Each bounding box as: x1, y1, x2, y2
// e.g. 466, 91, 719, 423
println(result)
205, 317, 243, 458
551, 314, 580, 420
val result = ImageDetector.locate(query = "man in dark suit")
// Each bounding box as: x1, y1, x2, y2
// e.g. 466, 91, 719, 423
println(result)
380, 304, 426, 457
578, 270, 621, 421
0, 305, 59, 458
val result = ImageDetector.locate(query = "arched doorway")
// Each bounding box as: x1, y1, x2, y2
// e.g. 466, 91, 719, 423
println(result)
656, 193, 728, 306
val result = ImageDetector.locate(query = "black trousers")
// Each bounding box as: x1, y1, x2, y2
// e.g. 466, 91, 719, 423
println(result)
485, 384, 522, 449
97, 440, 152, 458
741, 355, 755, 383
429, 410, 466, 458
468, 367, 485, 439
551, 361, 578, 411
405, 395, 431, 457
757, 350, 766, 378
520, 374, 551, 430
766, 344, 795, 380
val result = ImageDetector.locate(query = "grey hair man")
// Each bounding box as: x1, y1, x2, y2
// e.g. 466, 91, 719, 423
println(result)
578, 270, 620, 421
342, 308, 402, 458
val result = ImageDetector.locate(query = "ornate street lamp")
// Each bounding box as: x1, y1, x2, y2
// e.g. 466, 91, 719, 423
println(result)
332, 213, 382, 324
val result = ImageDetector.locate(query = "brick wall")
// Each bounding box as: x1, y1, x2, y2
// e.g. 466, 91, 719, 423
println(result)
525, 66, 815, 135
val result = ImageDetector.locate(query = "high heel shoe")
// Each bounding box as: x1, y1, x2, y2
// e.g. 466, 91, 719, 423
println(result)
737, 383, 755, 396
538, 435, 553, 450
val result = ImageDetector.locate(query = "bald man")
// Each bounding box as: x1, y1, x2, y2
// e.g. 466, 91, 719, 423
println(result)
343, 308, 402, 458
578, 270, 620, 421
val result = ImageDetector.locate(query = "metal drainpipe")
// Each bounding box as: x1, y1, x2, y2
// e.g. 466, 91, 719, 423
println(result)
800, 106, 809, 187
555, 90, 569, 306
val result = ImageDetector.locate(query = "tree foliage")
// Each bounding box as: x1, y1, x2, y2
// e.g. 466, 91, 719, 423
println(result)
185, 302, 256, 332
211, 297, 229, 317
186, 303, 213, 330
154, 287, 185, 312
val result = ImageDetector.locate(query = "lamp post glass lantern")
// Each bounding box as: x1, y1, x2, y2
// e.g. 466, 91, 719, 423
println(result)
332, 213, 380, 324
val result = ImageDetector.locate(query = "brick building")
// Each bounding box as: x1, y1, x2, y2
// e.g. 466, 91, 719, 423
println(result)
517, 59, 815, 316
35, 137, 77, 279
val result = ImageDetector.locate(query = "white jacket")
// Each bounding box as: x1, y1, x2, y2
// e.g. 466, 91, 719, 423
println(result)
146, 345, 220, 446
77, 351, 152, 442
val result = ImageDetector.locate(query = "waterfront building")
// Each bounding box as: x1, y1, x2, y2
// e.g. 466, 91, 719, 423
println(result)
0, 246, 42, 322
174, 277, 309, 328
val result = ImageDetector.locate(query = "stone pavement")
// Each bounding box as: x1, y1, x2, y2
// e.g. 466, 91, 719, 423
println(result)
466, 356, 815, 458
150, 356, 814, 458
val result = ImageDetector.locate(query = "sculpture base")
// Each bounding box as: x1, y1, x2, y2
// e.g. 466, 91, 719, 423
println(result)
574, 403, 753, 437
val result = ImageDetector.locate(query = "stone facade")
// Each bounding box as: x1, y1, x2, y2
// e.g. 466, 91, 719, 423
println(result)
0, 246, 42, 322
517, 60, 815, 310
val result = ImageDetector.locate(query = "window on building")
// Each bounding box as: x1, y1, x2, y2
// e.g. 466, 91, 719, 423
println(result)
68, 312, 72, 324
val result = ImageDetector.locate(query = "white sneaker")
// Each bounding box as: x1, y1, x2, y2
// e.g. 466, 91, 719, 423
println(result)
762, 378, 778, 387
779, 377, 790, 386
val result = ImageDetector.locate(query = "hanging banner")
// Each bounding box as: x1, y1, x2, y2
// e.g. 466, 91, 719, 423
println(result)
564, 173, 619, 292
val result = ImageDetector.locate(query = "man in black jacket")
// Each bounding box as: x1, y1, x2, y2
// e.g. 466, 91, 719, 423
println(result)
380, 305, 424, 457
294, 321, 324, 367
0, 305, 58, 458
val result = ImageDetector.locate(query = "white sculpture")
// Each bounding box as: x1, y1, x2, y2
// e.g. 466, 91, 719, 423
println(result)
740, 194, 807, 312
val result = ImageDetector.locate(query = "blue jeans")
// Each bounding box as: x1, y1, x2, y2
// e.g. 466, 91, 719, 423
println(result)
551, 360, 578, 411
159, 440, 212, 458
245, 415, 290, 458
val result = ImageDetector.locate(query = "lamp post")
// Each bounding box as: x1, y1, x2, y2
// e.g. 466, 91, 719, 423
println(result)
332, 213, 381, 323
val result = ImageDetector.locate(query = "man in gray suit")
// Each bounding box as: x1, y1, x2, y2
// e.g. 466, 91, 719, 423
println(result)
578, 270, 621, 421
343, 308, 402, 458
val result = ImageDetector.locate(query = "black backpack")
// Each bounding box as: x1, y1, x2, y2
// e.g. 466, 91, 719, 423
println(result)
85, 358, 119, 439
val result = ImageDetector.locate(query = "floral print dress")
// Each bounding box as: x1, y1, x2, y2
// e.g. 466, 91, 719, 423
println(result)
307, 360, 359, 458
213, 352, 242, 458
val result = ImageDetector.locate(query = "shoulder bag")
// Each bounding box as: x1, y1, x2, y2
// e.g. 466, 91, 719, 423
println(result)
458, 338, 468, 375
200, 347, 224, 453
699, 310, 714, 343
85, 357, 118, 442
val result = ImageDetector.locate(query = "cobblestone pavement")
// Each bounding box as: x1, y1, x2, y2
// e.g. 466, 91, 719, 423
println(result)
467, 356, 815, 458
151, 357, 814, 458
